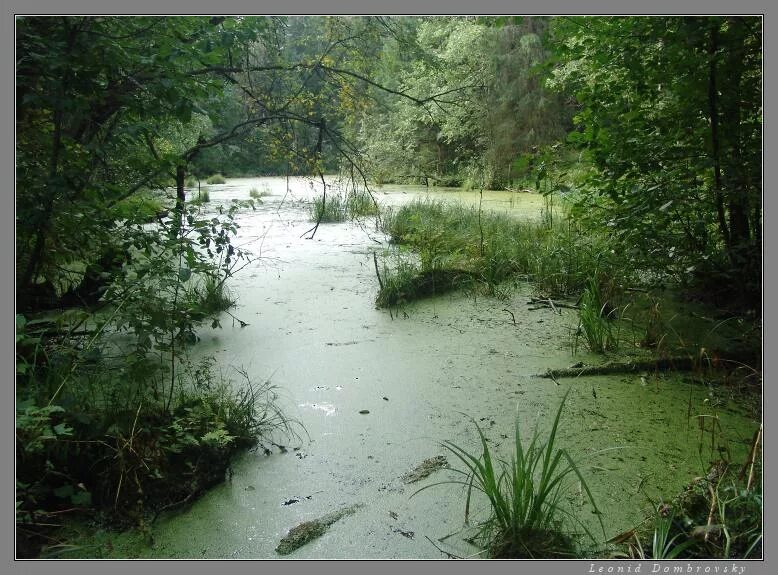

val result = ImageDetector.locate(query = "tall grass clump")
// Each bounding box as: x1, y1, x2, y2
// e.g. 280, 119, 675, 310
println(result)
189, 275, 235, 316
309, 193, 347, 222
205, 173, 226, 185
309, 190, 380, 223
418, 391, 604, 558
192, 188, 210, 204
346, 190, 380, 218
576, 276, 620, 354
249, 187, 271, 200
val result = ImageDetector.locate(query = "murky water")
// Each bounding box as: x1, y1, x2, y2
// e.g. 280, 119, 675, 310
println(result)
82, 176, 759, 559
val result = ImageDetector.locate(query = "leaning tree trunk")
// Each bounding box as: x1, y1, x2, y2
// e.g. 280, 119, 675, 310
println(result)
172, 164, 186, 237
707, 23, 730, 252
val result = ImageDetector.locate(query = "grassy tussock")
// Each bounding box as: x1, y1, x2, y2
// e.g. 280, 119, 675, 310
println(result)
205, 174, 226, 185
249, 187, 271, 200
309, 190, 380, 223
191, 188, 210, 204
416, 391, 603, 558
576, 276, 621, 354
378, 199, 627, 308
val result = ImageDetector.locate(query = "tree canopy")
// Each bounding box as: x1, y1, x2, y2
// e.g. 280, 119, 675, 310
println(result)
16, 15, 762, 311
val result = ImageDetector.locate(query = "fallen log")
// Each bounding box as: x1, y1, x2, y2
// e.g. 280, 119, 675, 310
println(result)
527, 297, 579, 311
538, 357, 698, 379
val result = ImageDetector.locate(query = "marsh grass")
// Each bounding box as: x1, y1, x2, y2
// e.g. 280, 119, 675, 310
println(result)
378, 199, 627, 308
309, 190, 380, 223
576, 277, 620, 354
346, 190, 380, 218
191, 188, 210, 204
310, 193, 347, 222
192, 275, 235, 316
416, 391, 604, 558
375, 258, 476, 308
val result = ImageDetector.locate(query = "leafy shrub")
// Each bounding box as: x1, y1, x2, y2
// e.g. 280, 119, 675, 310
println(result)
113, 192, 166, 223
15, 201, 274, 557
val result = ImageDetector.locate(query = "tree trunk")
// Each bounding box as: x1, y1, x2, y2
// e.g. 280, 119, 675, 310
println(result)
707, 24, 729, 251
172, 164, 186, 237
721, 18, 751, 263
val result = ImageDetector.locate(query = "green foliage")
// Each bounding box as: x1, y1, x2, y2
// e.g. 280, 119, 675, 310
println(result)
114, 191, 168, 223
205, 174, 226, 185
357, 17, 569, 188
416, 391, 603, 558
16, 16, 264, 305
548, 16, 761, 310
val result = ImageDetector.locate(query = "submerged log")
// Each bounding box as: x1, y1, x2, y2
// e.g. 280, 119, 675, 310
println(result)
375, 268, 478, 308
538, 357, 698, 379
527, 297, 580, 311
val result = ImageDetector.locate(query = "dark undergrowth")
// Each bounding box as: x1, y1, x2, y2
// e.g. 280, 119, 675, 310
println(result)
16, 352, 300, 558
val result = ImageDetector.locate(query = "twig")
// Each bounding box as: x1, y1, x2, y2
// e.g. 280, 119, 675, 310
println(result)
224, 309, 249, 328
425, 535, 462, 559
547, 297, 560, 315
372, 252, 384, 291
740, 424, 762, 491
502, 308, 516, 326
704, 484, 717, 543
151, 490, 198, 524
527, 297, 579, 310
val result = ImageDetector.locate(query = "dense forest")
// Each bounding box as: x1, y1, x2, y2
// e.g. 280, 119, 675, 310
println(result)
16, 16, 761, 560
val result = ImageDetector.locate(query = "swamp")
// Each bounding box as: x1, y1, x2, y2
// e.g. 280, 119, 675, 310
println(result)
15, 16, 762, 561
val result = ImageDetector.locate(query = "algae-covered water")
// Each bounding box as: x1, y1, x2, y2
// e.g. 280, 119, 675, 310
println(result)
68, 176, 759, 559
